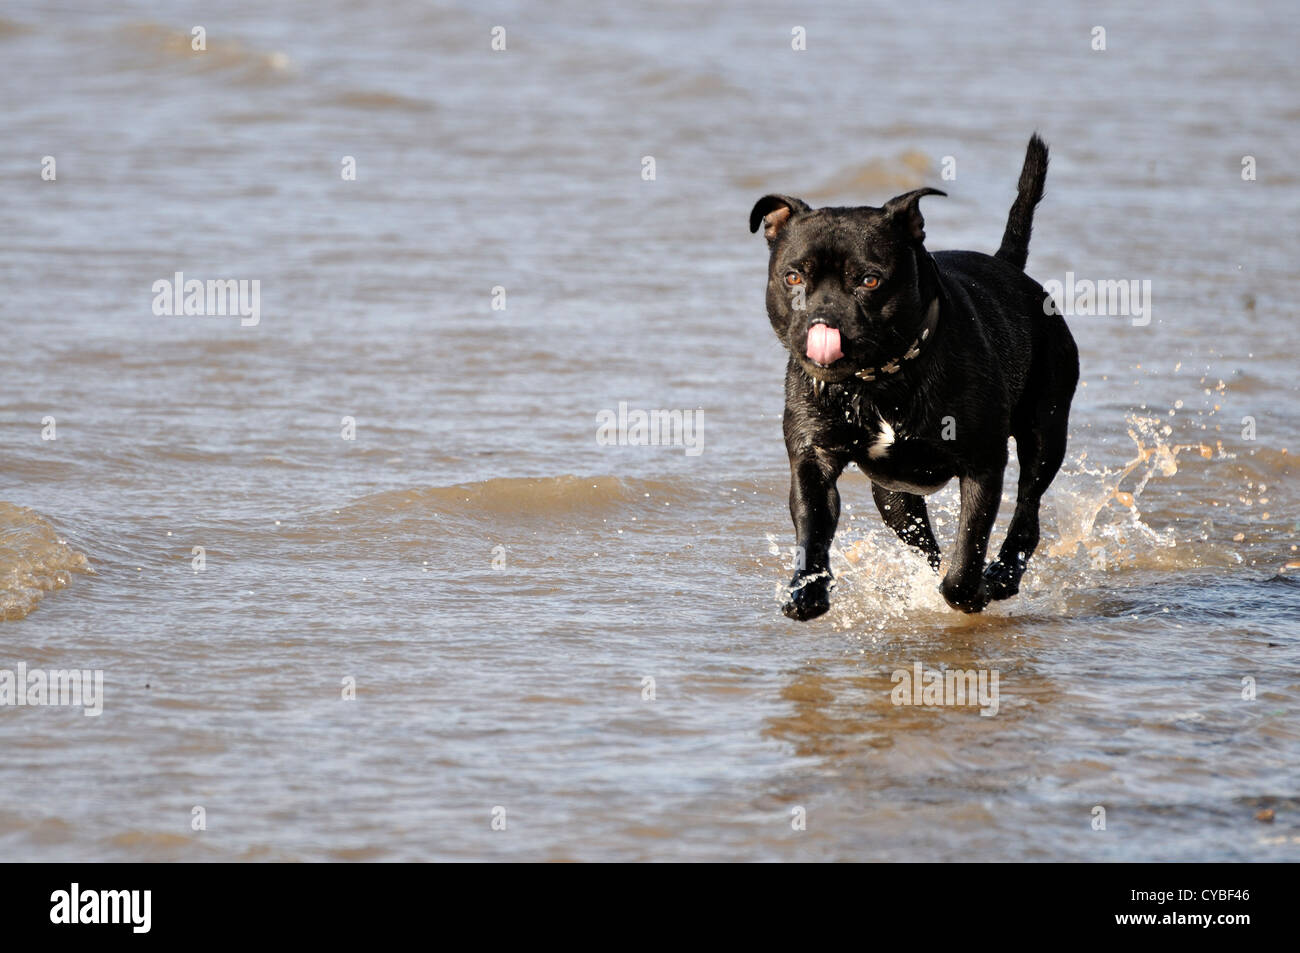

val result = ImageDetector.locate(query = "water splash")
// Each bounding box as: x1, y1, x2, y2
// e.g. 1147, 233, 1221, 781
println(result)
792, 412, 1237, 632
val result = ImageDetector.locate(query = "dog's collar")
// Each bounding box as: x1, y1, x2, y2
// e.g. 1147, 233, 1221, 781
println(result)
853, 296, 940, 383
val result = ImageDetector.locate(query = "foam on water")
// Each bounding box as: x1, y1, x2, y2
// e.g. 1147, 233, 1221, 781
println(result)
0, 503, 90, 621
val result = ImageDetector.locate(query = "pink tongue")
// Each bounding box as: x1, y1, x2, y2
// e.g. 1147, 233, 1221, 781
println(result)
806, 325, 843, 365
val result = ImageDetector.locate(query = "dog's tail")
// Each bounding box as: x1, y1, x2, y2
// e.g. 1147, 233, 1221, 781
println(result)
995, 133, 1049, 272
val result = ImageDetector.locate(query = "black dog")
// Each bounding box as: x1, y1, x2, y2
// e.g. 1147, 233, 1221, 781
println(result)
750, 134, 1078, 618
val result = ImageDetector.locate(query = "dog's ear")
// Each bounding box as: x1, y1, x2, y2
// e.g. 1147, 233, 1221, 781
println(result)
883, 188, 946, 243
749, 195, 810, 241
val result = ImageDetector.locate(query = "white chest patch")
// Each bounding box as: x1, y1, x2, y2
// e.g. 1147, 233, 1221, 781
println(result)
868, 415, 896, 459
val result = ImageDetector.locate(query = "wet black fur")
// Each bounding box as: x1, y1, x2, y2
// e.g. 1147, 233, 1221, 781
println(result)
750, 134, 1078, 618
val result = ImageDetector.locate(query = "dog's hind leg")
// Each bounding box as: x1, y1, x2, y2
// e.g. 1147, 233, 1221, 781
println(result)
985, 346, 1077, 599
941, 470, 1003, 613
871, 484, 941, 570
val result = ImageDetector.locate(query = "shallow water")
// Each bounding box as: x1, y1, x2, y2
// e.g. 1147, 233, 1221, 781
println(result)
1, 0, 1297, 861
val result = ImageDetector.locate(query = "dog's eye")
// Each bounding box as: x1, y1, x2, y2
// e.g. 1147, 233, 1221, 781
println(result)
784, 271, 803, 287
861, 275, 880, 290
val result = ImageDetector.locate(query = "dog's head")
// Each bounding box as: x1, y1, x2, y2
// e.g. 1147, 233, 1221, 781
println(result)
749, 188, 945, 383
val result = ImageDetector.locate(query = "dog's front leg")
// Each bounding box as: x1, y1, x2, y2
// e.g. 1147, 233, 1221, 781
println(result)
783, 449, 845, 621
940, 470, 1003, 613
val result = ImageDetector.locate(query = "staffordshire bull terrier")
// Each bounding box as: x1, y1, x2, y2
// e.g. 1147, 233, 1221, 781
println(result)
750, 134, 1078, 618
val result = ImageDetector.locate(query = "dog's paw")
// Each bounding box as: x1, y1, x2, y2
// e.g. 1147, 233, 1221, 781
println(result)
940, 573, 990, 614
781, 573, 832, 621
983, 560, 1021, 601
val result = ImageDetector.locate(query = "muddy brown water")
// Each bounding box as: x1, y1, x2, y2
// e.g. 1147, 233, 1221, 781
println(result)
1, 1, 1296, 860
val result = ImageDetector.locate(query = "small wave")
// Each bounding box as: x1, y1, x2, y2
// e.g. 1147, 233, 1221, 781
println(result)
106, 831, 197, 850
1230, 446, 1292, 482
0, 17, 31, 37
118, 22, 294, 83
634, 68, 745, 102
330, 90, 435, 113
737, 150, 932, 198
806, 150, 932, 199
0, 503, 90, 621
334, 474, 702, 523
